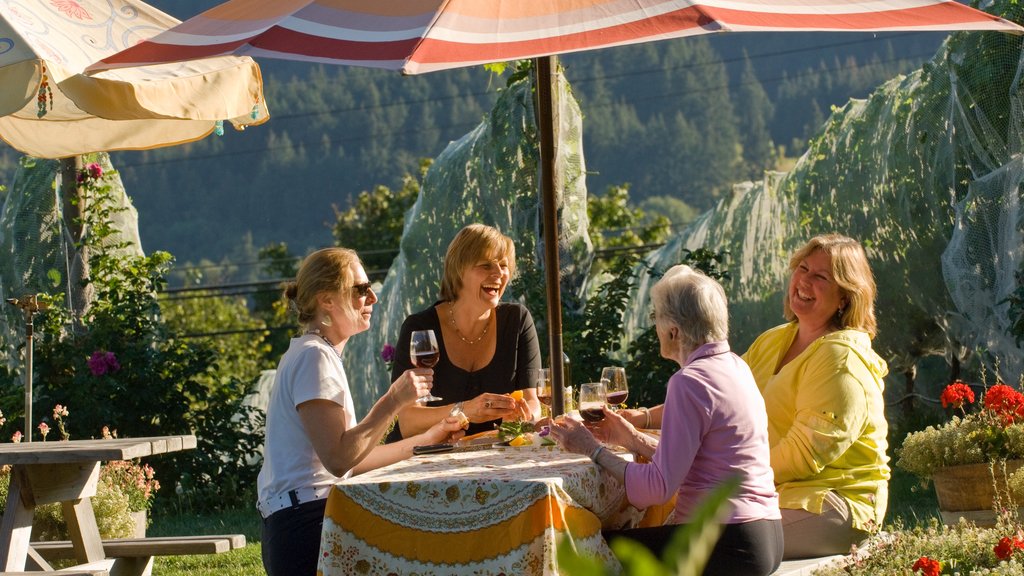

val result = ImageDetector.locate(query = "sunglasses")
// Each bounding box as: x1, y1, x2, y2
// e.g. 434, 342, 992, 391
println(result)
352, 282, 373, 297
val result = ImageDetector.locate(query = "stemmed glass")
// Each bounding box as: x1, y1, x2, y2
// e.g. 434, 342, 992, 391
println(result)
530, 368, 552, 418
579, 382, 606, 423
601, 367, 628, 410
410, 330, 443, 403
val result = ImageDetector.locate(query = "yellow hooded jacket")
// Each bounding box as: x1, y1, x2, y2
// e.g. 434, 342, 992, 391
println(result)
743, 322, 890, 531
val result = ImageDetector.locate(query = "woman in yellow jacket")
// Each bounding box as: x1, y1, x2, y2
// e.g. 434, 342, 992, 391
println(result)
742, 233, 889, 559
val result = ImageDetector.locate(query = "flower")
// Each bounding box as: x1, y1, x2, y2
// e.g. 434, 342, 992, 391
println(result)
38, 422, 49, 441
0, 410, 5, 428
912, 556, 941, 576
940, 380, 974, 410
87, 350, 120, 376
381, 343, 396, 364
11, 431, 22, 443
52, 403, 70, 441
100, 460, 160, 512
897, 380, 1024, 479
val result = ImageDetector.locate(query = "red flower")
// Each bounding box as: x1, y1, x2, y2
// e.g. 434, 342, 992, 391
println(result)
995, 536, 1016, 560
984, 384, 1024, 425
912, 556, 941, 576
941, 381, 975, 409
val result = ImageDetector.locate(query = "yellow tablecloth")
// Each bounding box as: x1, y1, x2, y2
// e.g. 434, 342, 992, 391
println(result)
317, 445, 646, 575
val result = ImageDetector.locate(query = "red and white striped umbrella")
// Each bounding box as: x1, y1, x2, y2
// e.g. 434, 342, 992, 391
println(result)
90, 0, 1023, 414
91, 0, 1023, 73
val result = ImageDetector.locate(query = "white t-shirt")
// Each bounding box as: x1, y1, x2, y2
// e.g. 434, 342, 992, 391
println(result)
257, 334, 357, 506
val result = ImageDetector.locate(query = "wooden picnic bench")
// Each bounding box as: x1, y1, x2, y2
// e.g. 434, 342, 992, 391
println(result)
25, 534, 246, 576
1, 571, 108, 576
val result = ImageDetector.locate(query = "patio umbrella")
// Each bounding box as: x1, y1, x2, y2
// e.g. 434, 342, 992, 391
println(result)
91, 0, 1024, 416
0, 0, 269, 159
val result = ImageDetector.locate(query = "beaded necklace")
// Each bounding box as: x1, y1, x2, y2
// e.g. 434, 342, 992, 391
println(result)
306, 328, 343, 358
447, 302, 490, 345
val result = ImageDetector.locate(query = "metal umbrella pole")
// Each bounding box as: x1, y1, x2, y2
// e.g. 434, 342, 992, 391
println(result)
6, 295, 47, 442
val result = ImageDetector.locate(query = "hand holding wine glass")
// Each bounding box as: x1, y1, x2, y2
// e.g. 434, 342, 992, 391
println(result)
601, 367, 629, 409
410, 330, 443, 403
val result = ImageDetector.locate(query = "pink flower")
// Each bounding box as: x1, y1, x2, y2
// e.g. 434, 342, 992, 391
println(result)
380, 343, 396, 363
38, 422, 49, 441
53, 404, 69, 419
87, 163, 102, 179
50, 0, 91, 20
11, 431, 22, 443
88, 350, 120, 376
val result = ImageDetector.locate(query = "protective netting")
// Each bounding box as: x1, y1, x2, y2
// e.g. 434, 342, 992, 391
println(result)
630, 29, 1024, 384
0, 153, 144, 373
343, 70, 592, 417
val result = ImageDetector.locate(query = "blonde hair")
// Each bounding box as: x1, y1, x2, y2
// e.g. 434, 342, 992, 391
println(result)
439, 224, 517, 301
783, 234, 878, 338
284, 247, 362, 326
650, 264, 729, 351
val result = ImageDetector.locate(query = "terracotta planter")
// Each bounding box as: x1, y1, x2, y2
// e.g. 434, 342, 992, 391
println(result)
931, 460, 1024, 526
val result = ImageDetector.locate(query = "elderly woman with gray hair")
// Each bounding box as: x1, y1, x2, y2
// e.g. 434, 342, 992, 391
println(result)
549, 265, 782, 575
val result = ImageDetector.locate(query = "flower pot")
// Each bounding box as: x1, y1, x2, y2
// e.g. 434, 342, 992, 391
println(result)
931, 460, 1024, 526
131, 510, 147, 538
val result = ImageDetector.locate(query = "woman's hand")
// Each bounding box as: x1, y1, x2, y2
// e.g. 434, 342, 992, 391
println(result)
466, 392, 518, 422
589, 407, 637, 448
548, 416, 600, 456
388, 368, 434, 406
421, 416, 467, 445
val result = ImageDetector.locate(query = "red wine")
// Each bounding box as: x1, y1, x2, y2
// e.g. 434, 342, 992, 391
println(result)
606, 391, 628, 405
581, 408, 605, 422
538, 394, 552, 406
413, 351, 440, 368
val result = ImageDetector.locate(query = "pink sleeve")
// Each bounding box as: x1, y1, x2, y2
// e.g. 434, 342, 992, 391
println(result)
624, 373, 709, 509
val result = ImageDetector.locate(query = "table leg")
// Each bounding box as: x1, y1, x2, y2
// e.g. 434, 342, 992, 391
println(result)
0, 467, 37, 571
63, 497, 106, 563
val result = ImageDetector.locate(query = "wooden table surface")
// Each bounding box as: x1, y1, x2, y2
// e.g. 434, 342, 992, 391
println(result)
0, 435, 197, 465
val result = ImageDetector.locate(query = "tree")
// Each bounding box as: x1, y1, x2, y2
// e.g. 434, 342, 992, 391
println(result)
331, 162, 427, 271
587, 184, 670, 274
736, 51, 776, 178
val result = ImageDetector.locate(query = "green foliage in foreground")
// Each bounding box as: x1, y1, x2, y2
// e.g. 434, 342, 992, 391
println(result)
557, 476, 739, 575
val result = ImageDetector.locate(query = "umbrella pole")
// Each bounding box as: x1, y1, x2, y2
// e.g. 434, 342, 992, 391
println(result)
535, 56, 567, 418
6, 296, 46, 442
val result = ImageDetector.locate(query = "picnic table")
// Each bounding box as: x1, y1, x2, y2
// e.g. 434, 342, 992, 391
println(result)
317, 443, 668, 575
0, 435, 243, 575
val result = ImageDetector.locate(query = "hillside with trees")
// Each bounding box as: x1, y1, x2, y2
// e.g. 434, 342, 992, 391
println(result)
0, 0, 947, 271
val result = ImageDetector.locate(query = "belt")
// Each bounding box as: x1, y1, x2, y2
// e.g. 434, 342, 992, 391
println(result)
257, 485, 332, 519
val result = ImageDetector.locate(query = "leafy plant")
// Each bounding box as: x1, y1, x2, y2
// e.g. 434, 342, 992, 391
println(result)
30, 159, 263, 511
556, 475, 739, 575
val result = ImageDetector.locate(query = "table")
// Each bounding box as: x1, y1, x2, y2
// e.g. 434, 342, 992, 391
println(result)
317, 444, 652, 575
0, 435, 196, 573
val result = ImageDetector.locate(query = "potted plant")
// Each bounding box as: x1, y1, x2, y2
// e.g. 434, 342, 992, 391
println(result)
897, 378, 1024, 525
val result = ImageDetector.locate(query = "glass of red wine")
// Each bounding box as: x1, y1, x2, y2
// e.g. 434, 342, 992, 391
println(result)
579, 382, 606, 423
410, 329, 443, 403
601, 367, 628, 410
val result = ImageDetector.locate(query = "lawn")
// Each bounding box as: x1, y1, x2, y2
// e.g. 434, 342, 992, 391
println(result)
149, 506, 262, 576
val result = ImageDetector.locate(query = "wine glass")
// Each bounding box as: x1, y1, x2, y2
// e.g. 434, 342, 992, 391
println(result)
410, 330, 443, 403
578, 382, 606, 423
601, 367, 628, 410
530, 368, 552, 418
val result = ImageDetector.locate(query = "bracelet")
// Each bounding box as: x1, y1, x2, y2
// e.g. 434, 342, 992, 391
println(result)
640, 407, 650, 429
589, 445, 606, 463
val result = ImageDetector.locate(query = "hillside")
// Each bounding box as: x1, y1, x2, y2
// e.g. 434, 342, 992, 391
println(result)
0, 0, 946, 269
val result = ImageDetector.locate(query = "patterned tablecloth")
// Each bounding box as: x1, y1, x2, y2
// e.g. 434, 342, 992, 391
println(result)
317, 444, 647, 575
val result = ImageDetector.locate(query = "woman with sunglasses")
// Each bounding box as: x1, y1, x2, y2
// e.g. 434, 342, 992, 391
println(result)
257, 247, 466, 576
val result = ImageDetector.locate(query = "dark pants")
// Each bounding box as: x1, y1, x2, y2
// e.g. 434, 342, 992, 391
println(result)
604, 518, 784, 576
261, 498, 328, 576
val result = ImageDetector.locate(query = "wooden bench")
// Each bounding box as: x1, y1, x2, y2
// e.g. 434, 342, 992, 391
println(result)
1, 571, 108, 576
25, 535, 245, 576
30, 534, 246, 560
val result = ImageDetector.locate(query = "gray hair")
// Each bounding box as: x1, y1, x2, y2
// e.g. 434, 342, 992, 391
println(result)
650, 264, 729, 350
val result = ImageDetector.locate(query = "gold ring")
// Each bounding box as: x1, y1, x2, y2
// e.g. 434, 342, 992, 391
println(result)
485, 401, 492, 408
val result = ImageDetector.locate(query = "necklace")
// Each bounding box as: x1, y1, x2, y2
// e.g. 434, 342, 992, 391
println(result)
306, 328, 343, 358
447, 302, 490, 345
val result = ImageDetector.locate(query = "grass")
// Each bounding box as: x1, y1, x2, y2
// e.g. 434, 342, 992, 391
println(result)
148, 505, 263, 576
